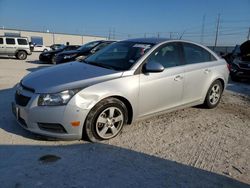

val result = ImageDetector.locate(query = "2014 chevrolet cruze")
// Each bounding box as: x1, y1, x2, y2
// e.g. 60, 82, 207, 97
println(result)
12, 38, 229, 142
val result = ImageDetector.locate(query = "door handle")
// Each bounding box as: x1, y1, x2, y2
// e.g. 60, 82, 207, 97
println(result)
204, 69, 211, 74
174, 75, 183, 81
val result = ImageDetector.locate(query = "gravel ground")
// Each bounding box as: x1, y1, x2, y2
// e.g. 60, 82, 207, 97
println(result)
0, 53, 249, 188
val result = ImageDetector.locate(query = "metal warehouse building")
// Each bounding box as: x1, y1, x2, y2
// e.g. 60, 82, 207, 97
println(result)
0, 28, 106, 46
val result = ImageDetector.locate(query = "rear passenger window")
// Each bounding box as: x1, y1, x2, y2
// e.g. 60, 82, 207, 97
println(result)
6, 38, 15, 45
147, 43, 181, 68
17, 39, 28, 45
0, 38, 3, 44
183, 43, 216, 64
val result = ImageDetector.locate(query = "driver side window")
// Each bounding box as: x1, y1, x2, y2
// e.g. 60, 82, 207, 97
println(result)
147, 43, 181, 68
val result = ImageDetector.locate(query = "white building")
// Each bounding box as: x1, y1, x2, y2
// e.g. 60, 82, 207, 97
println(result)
0, 28, 107, 46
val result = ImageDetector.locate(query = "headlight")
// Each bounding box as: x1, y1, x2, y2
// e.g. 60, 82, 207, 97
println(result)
38, 89, 79, 106
64, 54, 77, 59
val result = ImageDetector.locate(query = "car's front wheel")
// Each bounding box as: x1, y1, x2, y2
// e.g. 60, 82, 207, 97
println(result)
204, 80, 223, 109
84, 98, 128, 142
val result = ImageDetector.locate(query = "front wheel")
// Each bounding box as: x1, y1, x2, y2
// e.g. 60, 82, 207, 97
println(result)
203, 80, 223, 109
84, 98, 128, 142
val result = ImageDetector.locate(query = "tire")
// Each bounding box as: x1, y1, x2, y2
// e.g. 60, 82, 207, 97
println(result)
203, 80, 223, 109
16, 51, 27, 60
231, 74, 240, 82
51, 55, 56, 64
43, 49, 48, 52
84, 98, 128, 142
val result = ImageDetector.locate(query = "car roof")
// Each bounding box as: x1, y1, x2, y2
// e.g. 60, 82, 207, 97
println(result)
124, 38, 170, 44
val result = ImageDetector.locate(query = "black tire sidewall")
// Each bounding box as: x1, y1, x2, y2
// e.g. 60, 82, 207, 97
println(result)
204, 80, 223, 109
84, 98, 128, 142
51, 55, 56, 64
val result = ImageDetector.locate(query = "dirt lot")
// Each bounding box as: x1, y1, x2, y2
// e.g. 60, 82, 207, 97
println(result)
0, 53, 249, 188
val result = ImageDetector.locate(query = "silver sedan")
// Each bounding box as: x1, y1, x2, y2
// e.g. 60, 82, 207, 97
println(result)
12, 38, 229, 142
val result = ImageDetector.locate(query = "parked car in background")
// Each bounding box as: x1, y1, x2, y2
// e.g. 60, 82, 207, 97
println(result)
0, 36, 32, 60
50, 44, 65, 50
33, 45, 51, 52
228, 40, 250, 81
39, 45, 80, 63
55, 40, 115, 64
12, 38, 229, 142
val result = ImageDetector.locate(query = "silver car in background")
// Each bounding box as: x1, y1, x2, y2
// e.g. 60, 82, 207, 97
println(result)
12, 38, 229, 142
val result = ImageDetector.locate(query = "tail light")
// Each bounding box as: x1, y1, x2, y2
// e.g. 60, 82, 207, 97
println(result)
227, 63, 231, 71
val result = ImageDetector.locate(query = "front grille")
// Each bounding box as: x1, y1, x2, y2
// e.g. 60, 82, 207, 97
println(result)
38, 123, 67, 133
15, 93, 31, 106
239, 63, 250, 69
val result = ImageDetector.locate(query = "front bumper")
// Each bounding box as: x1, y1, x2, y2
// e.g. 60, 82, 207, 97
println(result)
12, 91, 89, 140
230, 69, 250, 79
39, 54, 52, 62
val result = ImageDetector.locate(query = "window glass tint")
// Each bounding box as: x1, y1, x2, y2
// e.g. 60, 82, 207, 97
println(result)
85, 41, 153, 71
6, 38, 15, 45
147, 43, 181, 68
0, 38, 3, 44
183, 43, 216, 64
93, 42, 110, 52
17, 39, 28, 45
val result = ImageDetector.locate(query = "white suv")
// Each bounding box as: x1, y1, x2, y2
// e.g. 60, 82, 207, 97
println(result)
0, 36, 32, 60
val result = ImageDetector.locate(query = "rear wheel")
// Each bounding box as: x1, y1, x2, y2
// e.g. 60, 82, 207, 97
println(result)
51, 55, 56, 64
203, 80, 223, 109
83, 98, 128, 142
16, 51, 27, 60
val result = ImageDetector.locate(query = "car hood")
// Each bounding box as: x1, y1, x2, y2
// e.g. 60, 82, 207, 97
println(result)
41, 49, 62, 56
22, 62, 123, 93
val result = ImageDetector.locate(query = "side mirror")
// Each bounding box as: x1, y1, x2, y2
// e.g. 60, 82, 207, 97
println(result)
143, 61, 164, 73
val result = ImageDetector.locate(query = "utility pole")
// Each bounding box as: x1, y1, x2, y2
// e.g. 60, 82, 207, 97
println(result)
144, 33, 146, 38
200, 14, 206, 44
247, 27, 250, 40
157, 32, 160, 38
214, 14, 221, 49
108, 28, 111, 40
113, 28, 116, 40
170, 32, 172, 39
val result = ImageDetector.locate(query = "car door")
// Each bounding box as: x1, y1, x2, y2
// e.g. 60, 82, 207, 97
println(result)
181, 42, 217, 104
138, 42, 184, 117
0, 37, 5, 55
5, 38, 16, 55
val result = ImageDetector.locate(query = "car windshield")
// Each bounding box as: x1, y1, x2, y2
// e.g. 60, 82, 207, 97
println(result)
84, 41, 153, 71
77, 41, 101, 51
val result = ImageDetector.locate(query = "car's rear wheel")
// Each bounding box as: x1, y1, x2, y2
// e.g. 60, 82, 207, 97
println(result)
204, 80, 223, 109
51, 55, 56, 64
84, 98, 128, 142
16, 51, 27, 60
